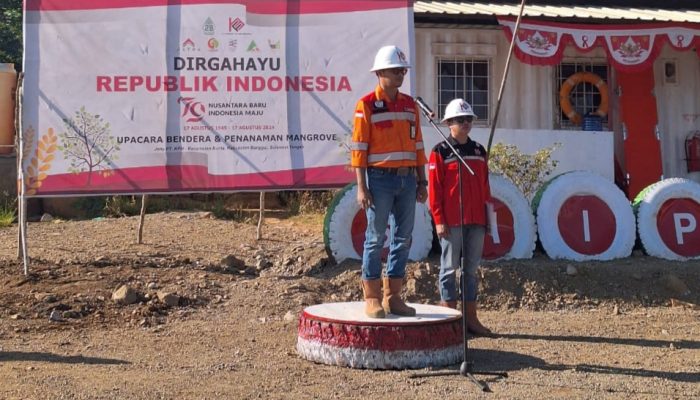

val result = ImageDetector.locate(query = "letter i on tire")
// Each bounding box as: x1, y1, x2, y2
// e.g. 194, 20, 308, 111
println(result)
484, 174, 536, 260
534, 171, 635, 261
323, 183, 433, 264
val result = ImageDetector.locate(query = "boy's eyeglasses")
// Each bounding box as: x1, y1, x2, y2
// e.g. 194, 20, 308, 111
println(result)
449, 116, 474, 124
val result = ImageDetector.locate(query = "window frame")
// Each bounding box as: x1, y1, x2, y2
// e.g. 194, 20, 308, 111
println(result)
554, 58, 611, 130
435, 57, 492, 126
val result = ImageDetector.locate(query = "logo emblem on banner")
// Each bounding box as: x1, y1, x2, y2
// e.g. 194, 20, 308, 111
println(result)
203, 17, 215, 35
610, 35, 651, 64
180, 38, 197, 52
178, 97, 205, 123
247, 40, 260, 52
207, 38, 219, 51
268, 40, 281, 50
519, 29, 557, 55
229, 17, 245, 32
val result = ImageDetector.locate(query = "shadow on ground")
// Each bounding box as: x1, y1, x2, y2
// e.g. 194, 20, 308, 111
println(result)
468, 347, 699, 384
0, 351, 130, 365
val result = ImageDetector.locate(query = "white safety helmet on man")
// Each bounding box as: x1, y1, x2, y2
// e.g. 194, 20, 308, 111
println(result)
370, 45, 411, 72
441, 98, 477, 122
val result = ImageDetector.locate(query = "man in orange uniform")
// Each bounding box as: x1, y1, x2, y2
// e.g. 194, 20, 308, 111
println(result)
350, 45, 428, 318
428, 98, 492, 335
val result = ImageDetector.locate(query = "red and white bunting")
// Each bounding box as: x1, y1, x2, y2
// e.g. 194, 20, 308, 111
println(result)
499, 18, 700, 72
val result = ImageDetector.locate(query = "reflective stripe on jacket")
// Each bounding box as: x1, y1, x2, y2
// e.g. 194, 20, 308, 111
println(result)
428, 137, 491, 226
350, 85, 427, 168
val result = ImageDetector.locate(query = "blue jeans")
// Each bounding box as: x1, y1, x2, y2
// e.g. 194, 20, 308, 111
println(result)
439, 224, 485, 302
361, 168, 416, 280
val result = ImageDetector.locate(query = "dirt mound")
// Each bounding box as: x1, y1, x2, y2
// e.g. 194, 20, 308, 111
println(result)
1, 212, 697, 334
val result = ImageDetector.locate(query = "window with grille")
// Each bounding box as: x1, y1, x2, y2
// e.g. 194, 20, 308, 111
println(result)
436, 58, 490, 124
556, 61, 610, 130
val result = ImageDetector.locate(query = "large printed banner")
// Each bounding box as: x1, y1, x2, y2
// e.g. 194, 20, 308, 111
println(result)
499, 18, 700, 72
22, 0, 413, 196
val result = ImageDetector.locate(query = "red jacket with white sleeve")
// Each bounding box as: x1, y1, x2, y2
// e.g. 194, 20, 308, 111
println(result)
428, 136, 491, 227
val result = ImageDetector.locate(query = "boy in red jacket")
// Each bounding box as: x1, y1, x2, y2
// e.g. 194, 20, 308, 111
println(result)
428, 98, 492, 335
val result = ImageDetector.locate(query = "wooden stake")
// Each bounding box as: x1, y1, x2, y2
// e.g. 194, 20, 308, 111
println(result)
137, 195, 148, 244
15, 72, 29, 274
256, 192, 265, 240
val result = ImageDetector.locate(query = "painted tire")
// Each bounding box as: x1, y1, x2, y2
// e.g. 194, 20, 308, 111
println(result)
297, 302, 462, 369
535, 171, 635, 260
633, 178, 700, 260
484, 174, 536, 260
323, 183, 433, 264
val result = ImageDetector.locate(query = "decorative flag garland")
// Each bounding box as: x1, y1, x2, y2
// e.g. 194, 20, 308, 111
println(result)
499, 18, 700, 72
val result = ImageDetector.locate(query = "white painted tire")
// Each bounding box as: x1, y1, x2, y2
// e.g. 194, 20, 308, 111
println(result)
634, 178, 700, 260
535, 171, 635, 261
297, 303, 463, 370
488, 174, 536, 259
324, 183, 433, 264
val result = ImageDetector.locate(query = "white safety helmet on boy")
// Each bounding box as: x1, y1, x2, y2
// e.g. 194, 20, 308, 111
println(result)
370, 45, 411, 72
441, 98, 477, 122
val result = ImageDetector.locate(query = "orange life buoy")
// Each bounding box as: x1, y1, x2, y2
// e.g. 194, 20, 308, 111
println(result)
559, 72, 609, 126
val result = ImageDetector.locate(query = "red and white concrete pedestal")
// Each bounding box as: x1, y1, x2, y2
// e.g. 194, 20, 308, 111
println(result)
296, 302, 463, 369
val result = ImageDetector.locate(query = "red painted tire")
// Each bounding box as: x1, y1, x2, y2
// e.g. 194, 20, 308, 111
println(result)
634, 178, 700, 260
484, 174, 536, 260
535, 171, 635, 260
323, 183, 433, 264
296, 302, 462, 369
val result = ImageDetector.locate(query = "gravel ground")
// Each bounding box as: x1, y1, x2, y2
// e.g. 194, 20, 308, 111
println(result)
0, 212, 698, 399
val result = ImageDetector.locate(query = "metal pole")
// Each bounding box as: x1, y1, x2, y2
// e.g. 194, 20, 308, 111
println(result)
15, 85, 24, 260
486, 0, 528, 155
20, 197, 27, 275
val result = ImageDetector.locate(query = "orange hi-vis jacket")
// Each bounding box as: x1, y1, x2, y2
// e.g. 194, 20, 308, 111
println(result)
350, 85, 427, 169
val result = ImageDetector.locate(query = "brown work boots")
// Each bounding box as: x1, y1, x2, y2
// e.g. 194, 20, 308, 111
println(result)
465, 301, 493, 336
361, 277, 416, 318
438, 300, 457, 308
381, 277, 416, 317
438, 300, 493, 336
361, 279, 385, 318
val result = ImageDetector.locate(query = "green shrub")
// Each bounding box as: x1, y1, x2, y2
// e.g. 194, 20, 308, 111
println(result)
278, 190, 337, 215
489, 143, 560, 200
0, 191, 16, 227
104, 196, 141, 217
103, 195, 203, 217
53, 191, 336, 221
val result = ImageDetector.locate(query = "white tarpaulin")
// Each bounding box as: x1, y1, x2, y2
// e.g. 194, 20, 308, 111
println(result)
21, 0, 414, 196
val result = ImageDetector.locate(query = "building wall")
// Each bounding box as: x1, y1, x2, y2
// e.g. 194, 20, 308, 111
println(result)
416, 26, 553, 130
415, 26, 700, 184
653, 48, 700, 183
415, 26, 613, 180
